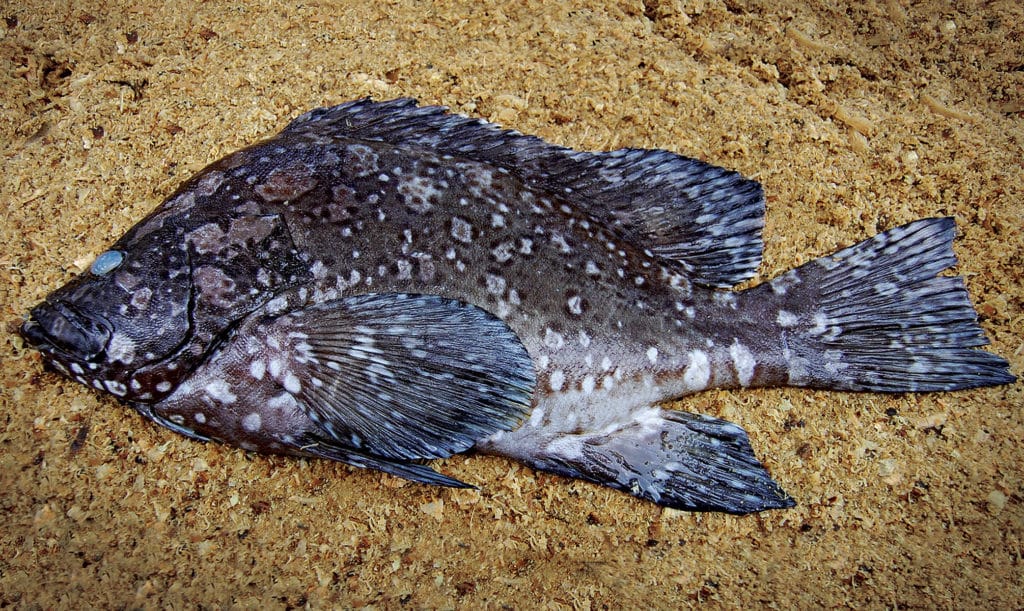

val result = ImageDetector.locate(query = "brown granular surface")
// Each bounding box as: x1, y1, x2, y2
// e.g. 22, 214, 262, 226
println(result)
1, 1, 1021, 607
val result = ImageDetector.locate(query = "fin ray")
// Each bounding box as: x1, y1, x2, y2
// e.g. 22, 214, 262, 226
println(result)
298, 435, 473, 488
263, 293, 535, 461
762, 217, 1015, 391
494, 408, 794, 514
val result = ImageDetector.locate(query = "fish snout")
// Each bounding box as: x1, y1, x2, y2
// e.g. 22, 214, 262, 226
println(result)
22, 301, 111, 362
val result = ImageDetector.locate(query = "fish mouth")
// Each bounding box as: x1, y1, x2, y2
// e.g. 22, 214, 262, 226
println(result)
21, 301, 112, 363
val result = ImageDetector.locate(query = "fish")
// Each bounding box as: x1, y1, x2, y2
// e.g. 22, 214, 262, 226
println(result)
20, 98, 1015, 514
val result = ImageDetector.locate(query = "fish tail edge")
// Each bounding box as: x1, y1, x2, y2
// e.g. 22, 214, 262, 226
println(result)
763, 217, 1015, 392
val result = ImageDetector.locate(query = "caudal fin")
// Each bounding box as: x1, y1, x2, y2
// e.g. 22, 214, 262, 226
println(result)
762, 217, 1014, 392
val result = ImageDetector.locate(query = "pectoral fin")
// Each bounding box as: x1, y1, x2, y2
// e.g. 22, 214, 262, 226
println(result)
262, 293, 535, 465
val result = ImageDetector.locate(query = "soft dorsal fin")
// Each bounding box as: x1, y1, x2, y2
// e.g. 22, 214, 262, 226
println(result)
283, 98, 766, 287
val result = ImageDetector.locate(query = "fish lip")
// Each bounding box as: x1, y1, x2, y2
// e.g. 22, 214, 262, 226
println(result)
19, 317, 52, 350
21, 300, 113, 363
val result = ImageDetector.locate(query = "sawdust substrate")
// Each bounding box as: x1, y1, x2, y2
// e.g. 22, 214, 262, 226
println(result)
2, 1, 1022, 607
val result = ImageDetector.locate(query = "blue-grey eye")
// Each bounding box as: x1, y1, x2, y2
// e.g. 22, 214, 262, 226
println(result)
90, 250, 125, 275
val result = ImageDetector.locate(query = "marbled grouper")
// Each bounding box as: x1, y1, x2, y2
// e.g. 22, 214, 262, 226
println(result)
21, 99, 1015, 513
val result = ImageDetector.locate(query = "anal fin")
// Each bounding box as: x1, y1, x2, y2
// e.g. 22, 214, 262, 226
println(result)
506, 408, 794, 514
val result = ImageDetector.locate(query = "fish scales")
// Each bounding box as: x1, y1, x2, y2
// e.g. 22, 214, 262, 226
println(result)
21, 98, 1015, 513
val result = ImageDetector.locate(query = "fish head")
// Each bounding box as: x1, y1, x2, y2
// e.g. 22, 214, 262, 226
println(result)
21, 182, 311, 402
21, 232, 198, 402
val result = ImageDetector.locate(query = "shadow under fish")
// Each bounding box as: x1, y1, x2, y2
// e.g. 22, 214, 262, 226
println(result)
21, 98, 1015, 514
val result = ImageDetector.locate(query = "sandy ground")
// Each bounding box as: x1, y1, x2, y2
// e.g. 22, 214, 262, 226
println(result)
2, 0, 1022, 607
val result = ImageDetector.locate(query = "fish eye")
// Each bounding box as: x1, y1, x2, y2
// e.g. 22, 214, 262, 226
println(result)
90, 250, 125, 276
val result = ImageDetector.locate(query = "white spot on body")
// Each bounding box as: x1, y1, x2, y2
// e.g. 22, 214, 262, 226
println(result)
283, 373, 302, 394
485, 273, 507, 295
646, 347, 659, 364
810, 311, 838, 338
772, 272, 801, 295
205, 379, 237, 404
551, 233, 573, 254
242, 413, 262, 432
107, 333, 136, 365
267, 392, 296, 411
104, 380, 127, 396
566, 295, 583, 315
713, 291, 738, 309
395, 259, 413, 280
683, 350, 711, 391
549, 370, 566, 392
729, 340, 757, 386
265, 296, 288, 314
777, 310, 799, 327
451, 217, 474, 243
397, 174, 442, 213
130, 287, 152, 311
310, 260, 329, 279
543, 328, 565, 350
491, 241, 516, 263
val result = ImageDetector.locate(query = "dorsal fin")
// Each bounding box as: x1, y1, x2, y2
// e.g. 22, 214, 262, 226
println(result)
284, 98, 765, 287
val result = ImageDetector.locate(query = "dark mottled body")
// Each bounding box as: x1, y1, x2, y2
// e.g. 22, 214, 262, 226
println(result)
22, 99, 1014, 513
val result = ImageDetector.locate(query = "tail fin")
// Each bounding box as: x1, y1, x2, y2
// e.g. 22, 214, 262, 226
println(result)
514, 408, 795, 514
761, 217, 1015, 392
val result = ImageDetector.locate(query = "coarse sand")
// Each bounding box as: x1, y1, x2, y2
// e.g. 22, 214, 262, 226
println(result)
1, 1, 1021, 607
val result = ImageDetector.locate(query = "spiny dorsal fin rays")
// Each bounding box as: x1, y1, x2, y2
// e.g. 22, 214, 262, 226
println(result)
284, 98, 765, 287
260, 293, 535, 461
